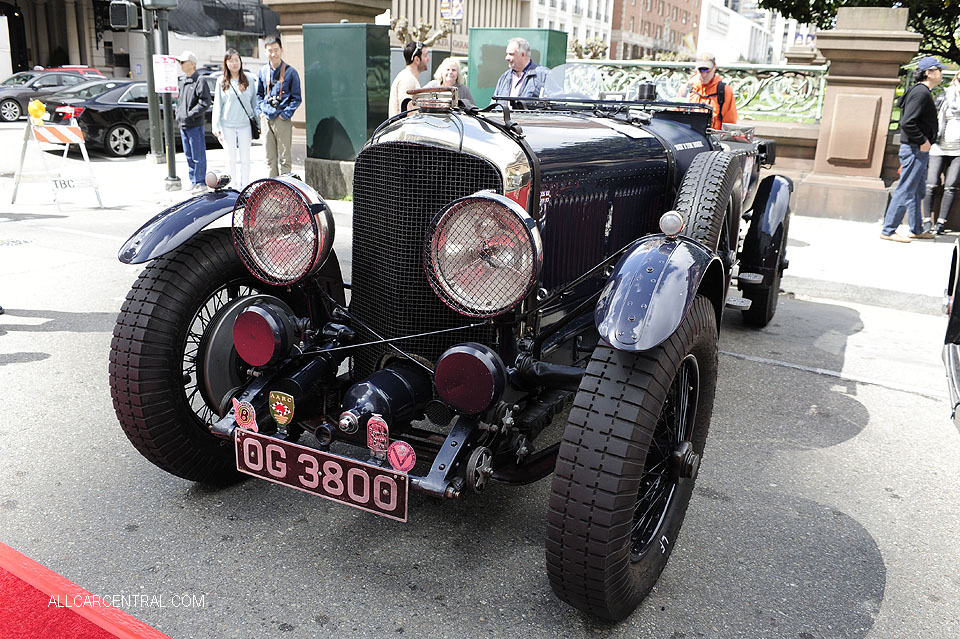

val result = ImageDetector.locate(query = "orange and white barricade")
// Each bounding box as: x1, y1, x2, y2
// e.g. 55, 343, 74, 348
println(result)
12, 119, 103, 209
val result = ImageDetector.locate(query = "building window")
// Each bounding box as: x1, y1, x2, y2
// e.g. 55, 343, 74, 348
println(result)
538, 18, 544, 27
645, 0, 650, 9
630, 16, 635, 30
549, 20, 554, 28
559, 22, 565, 31
657, 25, 662, 38
586, 29, 591, 39
659, 1, 663, 16
225, 32, 259, 58
573, 27, 578, 37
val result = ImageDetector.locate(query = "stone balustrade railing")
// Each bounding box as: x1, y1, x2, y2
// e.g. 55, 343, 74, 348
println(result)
564, 59, 830, 123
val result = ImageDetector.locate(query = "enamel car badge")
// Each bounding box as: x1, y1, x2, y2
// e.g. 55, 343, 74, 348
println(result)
232, 398, 257, 432
387, 440, 416, 473
367, 414, 389, 455
269, 391, 295, 426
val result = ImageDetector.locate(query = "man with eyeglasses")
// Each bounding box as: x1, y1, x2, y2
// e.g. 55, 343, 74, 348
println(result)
680, 53, 737, 131
389, 41, 430, 117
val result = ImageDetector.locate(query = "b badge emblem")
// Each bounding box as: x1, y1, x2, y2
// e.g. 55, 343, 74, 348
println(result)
269, 391, 295, 426
232, 398, 257, 432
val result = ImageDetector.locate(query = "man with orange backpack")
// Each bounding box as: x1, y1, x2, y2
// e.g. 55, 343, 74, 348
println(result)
680, 52, 738, 131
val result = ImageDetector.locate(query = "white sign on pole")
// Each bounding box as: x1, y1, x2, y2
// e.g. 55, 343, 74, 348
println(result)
440, 0, 464, 20
153, 54, 179, 93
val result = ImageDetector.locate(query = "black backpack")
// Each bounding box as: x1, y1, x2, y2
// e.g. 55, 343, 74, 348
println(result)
687, 81, 726, 126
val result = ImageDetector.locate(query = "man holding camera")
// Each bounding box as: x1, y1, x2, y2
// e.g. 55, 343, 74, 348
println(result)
256, 36, 302, 177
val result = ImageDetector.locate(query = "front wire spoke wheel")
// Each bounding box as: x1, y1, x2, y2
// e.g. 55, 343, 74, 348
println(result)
631, 354, 699, 558
110, 229, 279, 484
181, 281, 261, 428
546, 296, 718, 621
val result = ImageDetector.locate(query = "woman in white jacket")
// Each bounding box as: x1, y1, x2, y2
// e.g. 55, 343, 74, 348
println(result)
212, 49, 258, 188
925, 72, 960, 234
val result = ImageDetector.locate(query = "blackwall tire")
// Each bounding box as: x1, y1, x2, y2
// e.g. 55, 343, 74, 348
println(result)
0, 99, 21, 122
109, 229, 268, 484
105, 124, 137, 157
545, 295, 718, 620
675, 150, 741, 261
741, 235, 783, 327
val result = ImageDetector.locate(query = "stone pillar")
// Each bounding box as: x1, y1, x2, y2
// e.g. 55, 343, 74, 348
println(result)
783, 46, 815, 66
64, 0, 82, 65
36, 0, 50, 67
794, 8, 921, 220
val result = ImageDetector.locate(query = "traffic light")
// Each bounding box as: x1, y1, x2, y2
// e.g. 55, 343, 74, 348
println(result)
109, 0, 139, 29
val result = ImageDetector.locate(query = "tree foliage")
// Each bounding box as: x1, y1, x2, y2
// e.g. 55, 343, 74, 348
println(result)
758, 0, 960, 66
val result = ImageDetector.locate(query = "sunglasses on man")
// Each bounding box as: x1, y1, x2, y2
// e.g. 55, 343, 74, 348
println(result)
697, 66, 713, 73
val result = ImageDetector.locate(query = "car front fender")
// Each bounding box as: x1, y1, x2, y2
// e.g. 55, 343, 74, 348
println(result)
596, 235, 724, 352
118, 189, 239, 264
739, 174, 793, 285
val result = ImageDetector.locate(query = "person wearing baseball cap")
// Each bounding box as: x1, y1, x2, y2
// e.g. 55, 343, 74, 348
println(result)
679, 52, 737, 130
881, 56, 945, 242
175, 50, 213, 192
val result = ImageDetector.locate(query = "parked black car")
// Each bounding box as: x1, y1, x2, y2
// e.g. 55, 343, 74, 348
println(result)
45, 78, 218, 157
44, 78, 130, 122
0, 70, 87, 122
109, 65, 792, 620
943, 241, 960, 433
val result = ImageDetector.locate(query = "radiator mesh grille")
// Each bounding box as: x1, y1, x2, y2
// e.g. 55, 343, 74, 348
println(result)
351, 142, 502, 377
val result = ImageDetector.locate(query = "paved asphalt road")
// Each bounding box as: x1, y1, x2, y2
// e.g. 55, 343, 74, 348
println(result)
0, 121, 958, 638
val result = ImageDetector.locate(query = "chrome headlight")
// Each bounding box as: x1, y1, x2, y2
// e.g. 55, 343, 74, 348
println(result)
425, 192, 543, 318
232, 177, 335, 285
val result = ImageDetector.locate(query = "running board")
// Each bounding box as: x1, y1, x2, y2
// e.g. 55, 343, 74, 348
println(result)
725, 295, 752, 310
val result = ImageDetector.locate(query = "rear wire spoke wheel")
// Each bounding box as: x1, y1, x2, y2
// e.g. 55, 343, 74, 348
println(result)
546, 295, 718, 620
676, 150, 742, 271
740, 232, 785, 327
109, 229, 271, 484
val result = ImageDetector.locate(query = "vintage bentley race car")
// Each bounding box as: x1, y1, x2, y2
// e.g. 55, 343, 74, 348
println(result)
109, 65, 792, 620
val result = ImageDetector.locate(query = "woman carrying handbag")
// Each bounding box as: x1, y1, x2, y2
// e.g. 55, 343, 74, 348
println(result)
212, 49, 259, 188
925, 72, 960, 234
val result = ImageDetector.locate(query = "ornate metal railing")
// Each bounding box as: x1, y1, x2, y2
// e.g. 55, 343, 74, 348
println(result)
566, 59, 830, 122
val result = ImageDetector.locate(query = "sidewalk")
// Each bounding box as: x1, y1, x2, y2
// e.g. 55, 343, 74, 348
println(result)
0, 119, 953, 317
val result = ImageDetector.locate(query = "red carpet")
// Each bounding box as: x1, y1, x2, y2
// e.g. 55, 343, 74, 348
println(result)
0, 542, 172, 639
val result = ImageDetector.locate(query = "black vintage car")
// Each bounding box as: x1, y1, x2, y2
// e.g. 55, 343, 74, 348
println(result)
943, 240, 960, 432
109, 65, 792, 620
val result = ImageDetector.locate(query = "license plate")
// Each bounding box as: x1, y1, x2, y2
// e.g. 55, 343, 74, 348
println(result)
235, 429, 409, 522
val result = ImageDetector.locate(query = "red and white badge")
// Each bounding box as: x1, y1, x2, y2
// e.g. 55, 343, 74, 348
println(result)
367, 414, 389, 454
387, 440, 416, 473
232, 398, 257, 432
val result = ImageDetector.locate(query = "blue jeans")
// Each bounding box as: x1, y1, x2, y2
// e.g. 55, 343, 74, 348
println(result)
179, 125, 207, 186
883, 143, 929, 235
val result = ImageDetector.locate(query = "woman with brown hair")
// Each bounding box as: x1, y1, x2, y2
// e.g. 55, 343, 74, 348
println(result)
212, 48, 258, 187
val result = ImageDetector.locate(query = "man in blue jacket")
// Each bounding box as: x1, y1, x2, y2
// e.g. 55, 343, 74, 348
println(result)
494, 38, 549, 103
256, 36, 302, 177
175, 51, 213, 191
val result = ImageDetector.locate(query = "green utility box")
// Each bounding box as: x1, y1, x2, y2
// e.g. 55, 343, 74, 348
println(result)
303, 23, 389, 197
467, 28, 568, 108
